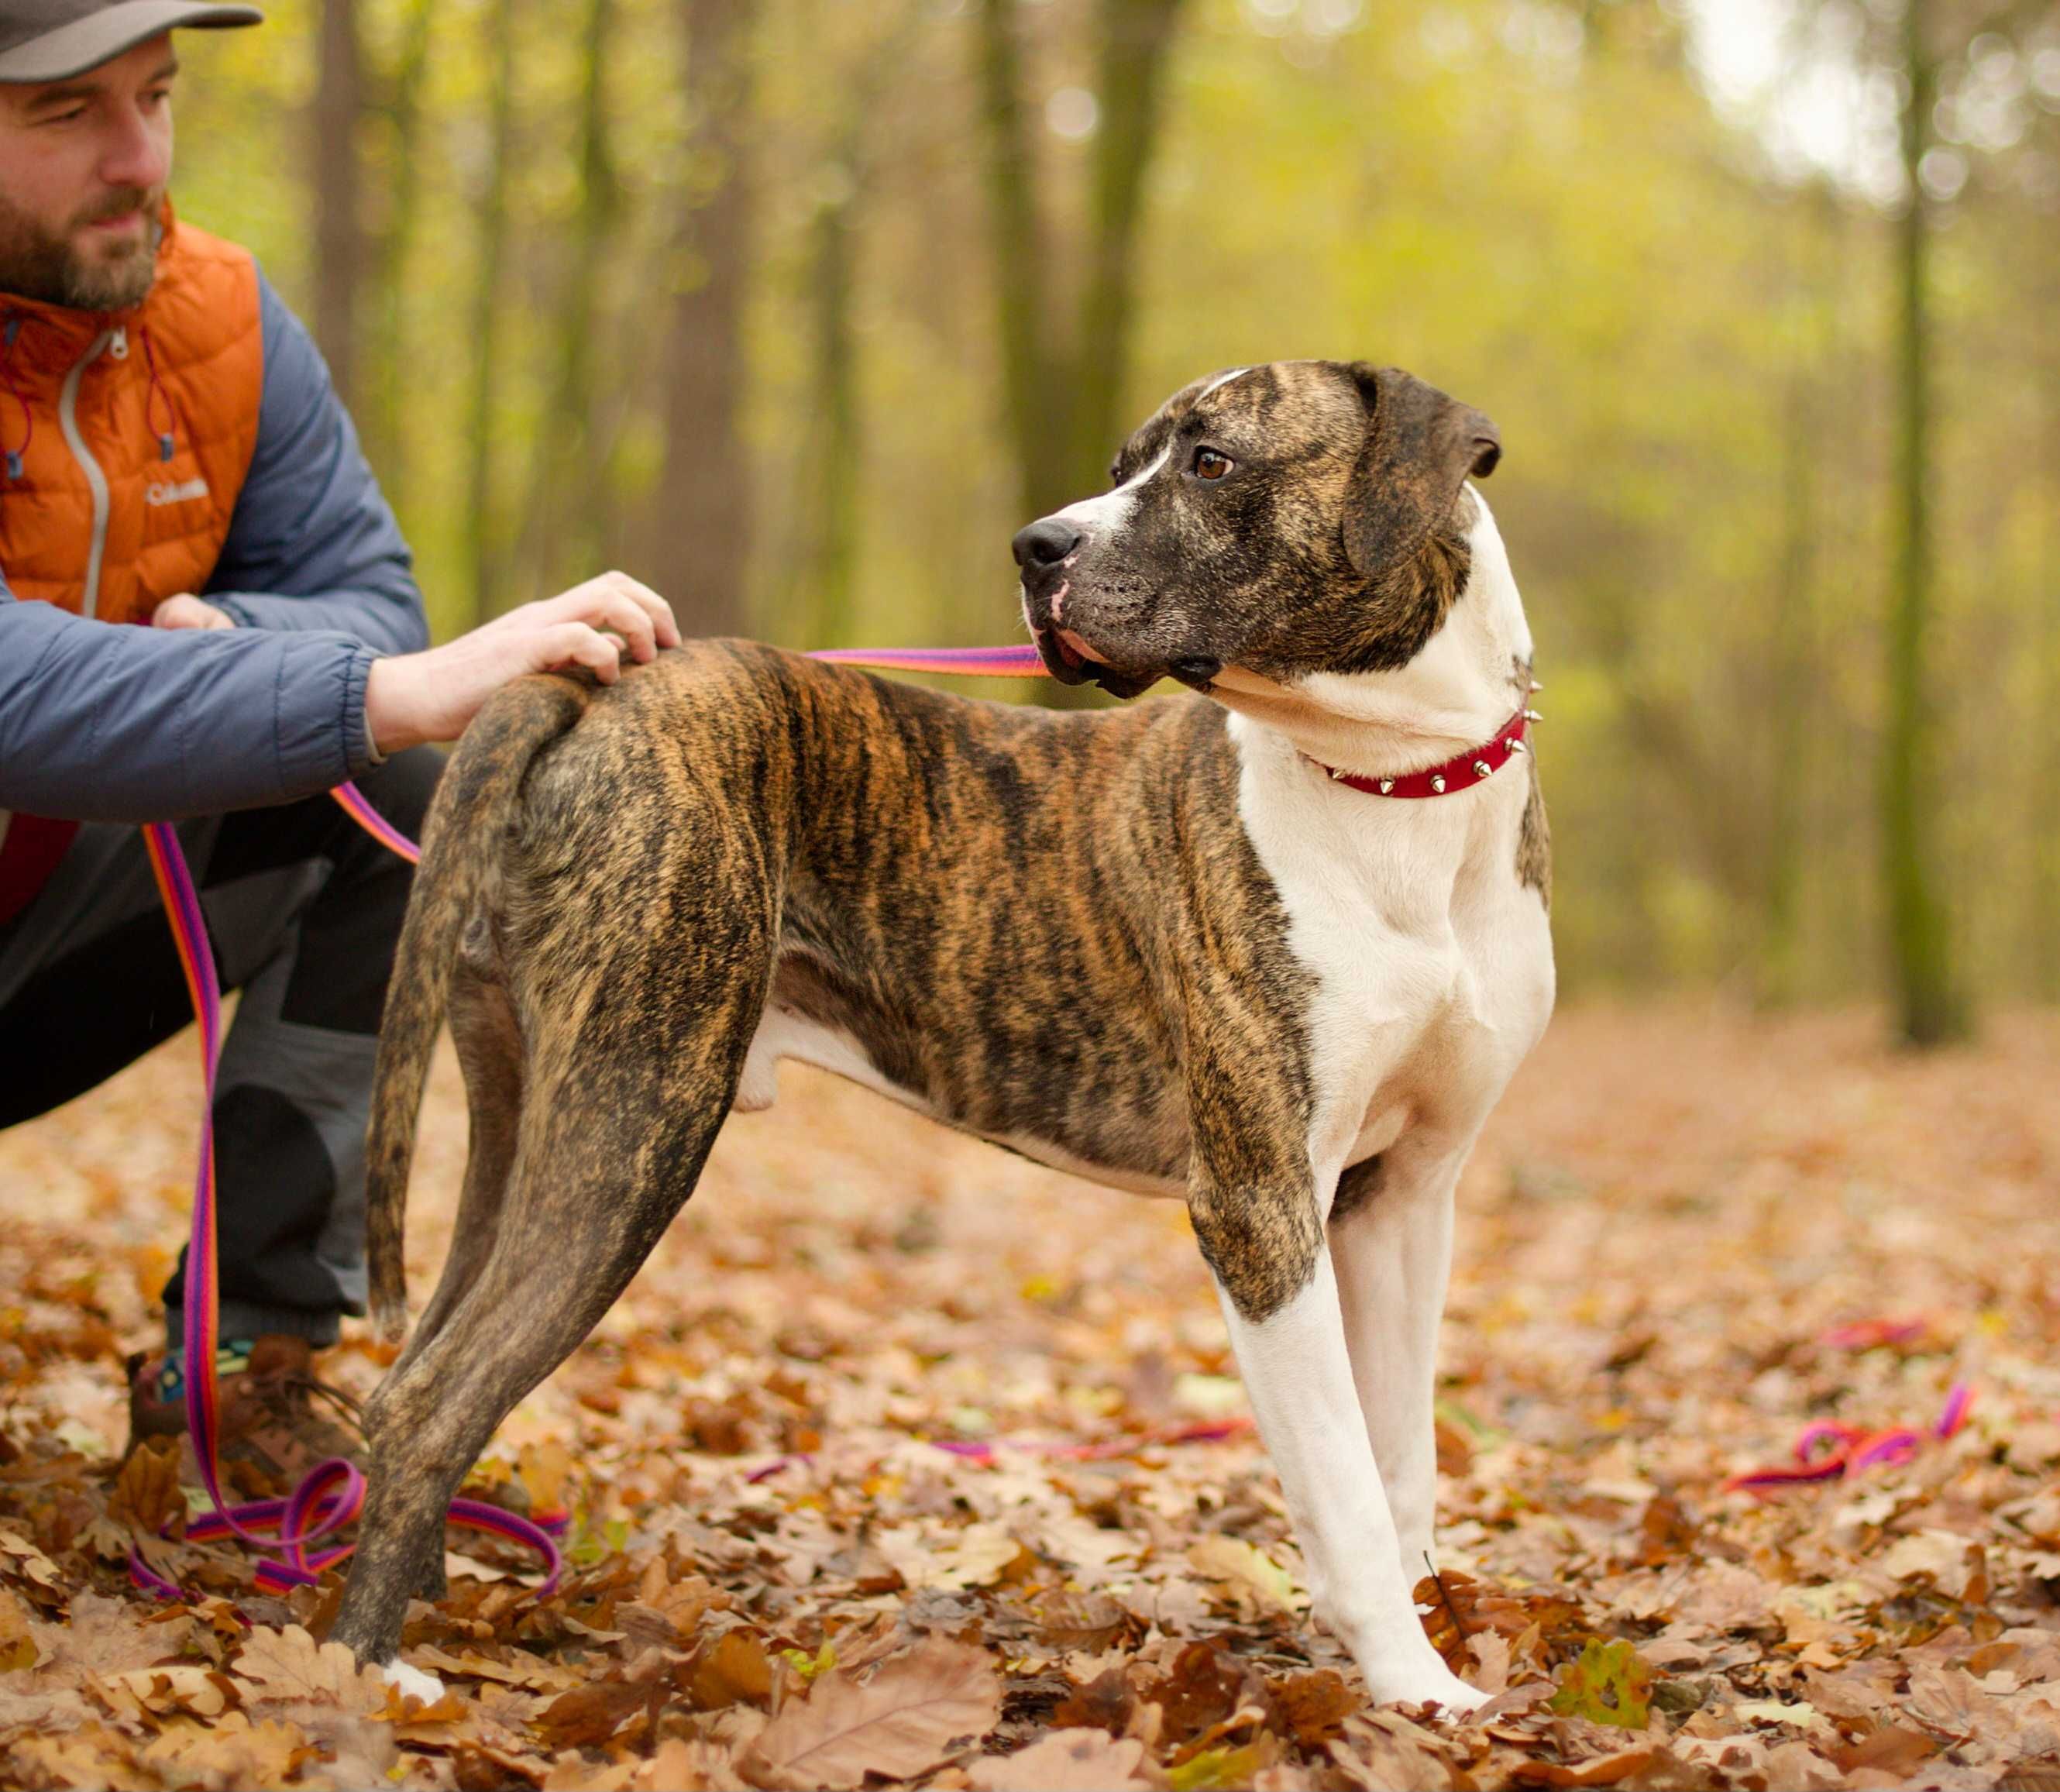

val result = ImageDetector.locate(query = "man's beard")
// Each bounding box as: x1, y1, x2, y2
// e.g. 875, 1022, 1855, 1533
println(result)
0, 187, 163, 311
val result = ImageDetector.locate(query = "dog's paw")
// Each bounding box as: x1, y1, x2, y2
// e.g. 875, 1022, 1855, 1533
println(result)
1367, 1663, 1487, 1721
378, 1658, 447, 1707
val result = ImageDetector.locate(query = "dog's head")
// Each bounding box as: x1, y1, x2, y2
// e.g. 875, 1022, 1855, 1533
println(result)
1013, 360, 1501, 698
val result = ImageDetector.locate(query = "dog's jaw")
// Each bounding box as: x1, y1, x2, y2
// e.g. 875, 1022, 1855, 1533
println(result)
1208, 487, 1535, 782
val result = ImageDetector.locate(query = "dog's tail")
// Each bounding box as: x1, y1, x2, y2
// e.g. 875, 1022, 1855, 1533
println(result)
366, 672, 592, 1345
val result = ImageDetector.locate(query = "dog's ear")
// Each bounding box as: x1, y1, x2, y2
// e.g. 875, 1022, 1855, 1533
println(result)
1342, 365, 1501, 579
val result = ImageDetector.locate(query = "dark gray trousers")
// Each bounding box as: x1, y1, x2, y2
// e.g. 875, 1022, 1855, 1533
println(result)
0, 750, 440, 1347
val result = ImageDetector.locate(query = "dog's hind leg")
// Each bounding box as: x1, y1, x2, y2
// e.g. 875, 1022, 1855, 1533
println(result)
331, 979, 761, 1669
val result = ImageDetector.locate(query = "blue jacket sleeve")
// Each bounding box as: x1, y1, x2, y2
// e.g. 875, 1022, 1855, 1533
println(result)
0, 585, 381, 822
202, 272, 429, 655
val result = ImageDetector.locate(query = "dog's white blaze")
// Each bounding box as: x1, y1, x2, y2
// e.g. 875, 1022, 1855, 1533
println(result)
1197, 366, 1251, 399
1216, 1258, 1482, 1711
1052, 443, 1172, 537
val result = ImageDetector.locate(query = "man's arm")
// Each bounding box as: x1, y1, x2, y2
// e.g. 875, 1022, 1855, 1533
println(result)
0, 586, 379, 822
1, 572, 679, 824
199, 272, 428, 655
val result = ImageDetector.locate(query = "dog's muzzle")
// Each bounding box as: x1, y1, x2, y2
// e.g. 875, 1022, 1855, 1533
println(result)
1009, 517, 1220, 697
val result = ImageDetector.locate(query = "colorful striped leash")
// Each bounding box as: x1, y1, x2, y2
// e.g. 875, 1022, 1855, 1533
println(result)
132, 818, 563, 1601
132, 642, 1044, 1601
1725, 1381, 1974, 1495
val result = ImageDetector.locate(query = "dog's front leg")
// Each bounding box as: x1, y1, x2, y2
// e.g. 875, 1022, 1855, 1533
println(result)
1327, 1144, 1465, 1588
1189, 1168, 1479, 1713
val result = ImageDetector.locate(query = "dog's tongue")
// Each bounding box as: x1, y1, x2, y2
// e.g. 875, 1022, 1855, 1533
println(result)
1058, 628, 1109, 668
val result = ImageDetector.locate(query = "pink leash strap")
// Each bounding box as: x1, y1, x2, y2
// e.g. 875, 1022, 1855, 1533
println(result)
1724, 1381, 1974, 1494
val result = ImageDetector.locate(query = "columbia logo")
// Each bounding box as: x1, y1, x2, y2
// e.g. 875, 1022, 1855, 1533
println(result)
146, 476, 209, 507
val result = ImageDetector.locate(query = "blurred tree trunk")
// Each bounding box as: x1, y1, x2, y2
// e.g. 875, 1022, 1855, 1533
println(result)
800, 160, 859, 648
975, 0, 1063, 525
312, 0, 365, 411
464, 0, 518, 628
1882, 0, 1965, 1046
640, 0, 755, 637
975, 0, 1186, 524
1067, 0, 1185, 500
364, 0, 436, 487
1758, 363, 1817, 1006
1758, 194, 1843, 1007
2032, 375, 2060, 997
973, 0, 1188, 707
531, 0, 621, 594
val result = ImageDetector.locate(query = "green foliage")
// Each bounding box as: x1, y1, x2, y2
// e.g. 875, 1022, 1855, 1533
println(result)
156, 0, 2060, 1006
1549, 1637, 1654, 1728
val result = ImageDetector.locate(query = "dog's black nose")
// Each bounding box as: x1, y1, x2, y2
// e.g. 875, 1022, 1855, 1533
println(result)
1012, 518, 1082, 570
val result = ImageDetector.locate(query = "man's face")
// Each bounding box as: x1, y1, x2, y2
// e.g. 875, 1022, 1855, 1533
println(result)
0, 34, 176, 311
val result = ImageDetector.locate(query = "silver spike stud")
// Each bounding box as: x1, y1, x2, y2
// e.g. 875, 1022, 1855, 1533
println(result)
1474, 759, 1493, 777
1430, 774, 1446, 793
1378, 779, 1395, 794
1524, 708, 1543, 722
1530, 679, 1543, 693
1508, 738, 1528, 754
1329, 765, 1348, 780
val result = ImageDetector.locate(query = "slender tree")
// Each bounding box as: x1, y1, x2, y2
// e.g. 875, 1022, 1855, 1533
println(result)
312, 0, 366, 410
528, 0, 622, 595
363, 0, 437, 487
972, 0, 1187, 710
974, 0, 1188, 525
1068, 0, 1186, 497
463, 0, 518, 628
1882, 0, 1966, 1044
639, 0, 756, 637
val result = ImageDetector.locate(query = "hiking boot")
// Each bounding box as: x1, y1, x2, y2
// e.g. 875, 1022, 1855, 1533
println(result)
124, 1334, 365, 1498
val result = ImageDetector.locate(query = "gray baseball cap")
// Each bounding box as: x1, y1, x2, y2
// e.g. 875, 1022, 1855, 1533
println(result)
0, 0, 261, 84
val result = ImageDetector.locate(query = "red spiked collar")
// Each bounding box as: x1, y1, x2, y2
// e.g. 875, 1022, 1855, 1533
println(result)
1307, 703, 1537, 799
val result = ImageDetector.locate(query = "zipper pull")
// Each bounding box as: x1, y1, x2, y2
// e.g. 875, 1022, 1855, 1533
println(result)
109, 326, 129, 360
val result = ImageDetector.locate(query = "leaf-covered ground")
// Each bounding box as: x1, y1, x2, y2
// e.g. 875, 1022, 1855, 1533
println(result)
3, 1005, 2059, 1789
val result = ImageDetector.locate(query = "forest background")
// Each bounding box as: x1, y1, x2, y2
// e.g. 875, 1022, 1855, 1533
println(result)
167, 0, 2058, 1040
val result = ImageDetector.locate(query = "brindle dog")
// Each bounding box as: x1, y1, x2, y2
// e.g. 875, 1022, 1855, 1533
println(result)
332, 362, 1554, 1714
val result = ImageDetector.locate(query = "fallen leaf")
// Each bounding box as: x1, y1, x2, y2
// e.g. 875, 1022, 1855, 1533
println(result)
745, 1636, 1000, 1789
232, 1624, 387, 1715
1548, 1639, 1653, 1729
968, 1728, 1150, 1790
688, 1627, 776, 1711
0, 1586, 40, 1672
1187, 1536, 1298, 1616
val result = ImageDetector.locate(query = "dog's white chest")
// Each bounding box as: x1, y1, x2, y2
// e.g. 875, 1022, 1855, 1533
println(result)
1229, 718, 1553, 1182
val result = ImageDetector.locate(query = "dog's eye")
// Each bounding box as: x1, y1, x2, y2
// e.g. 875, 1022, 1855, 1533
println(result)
1192, 447, 1233, 481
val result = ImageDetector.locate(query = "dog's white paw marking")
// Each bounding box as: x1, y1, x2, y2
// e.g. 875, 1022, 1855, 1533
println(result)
379, 1658, 446, 1705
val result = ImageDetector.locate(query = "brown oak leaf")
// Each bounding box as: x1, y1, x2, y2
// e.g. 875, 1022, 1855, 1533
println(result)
744, 1636, 1001, 1790
231, 1623, 387, 1714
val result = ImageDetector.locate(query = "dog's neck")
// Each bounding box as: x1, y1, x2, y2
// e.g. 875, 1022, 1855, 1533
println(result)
1209, 490, 1533, 781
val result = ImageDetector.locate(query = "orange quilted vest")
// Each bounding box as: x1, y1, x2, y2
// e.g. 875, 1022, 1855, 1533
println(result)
0, 201, 262, 624
0, 202, 263, 923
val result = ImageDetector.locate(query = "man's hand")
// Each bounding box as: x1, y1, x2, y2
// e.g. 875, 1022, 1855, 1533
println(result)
153, 594, 236, 631
363, 573, 681, 756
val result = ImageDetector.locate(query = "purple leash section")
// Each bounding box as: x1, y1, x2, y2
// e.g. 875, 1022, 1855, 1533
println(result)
130, 642, 1051, 1603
